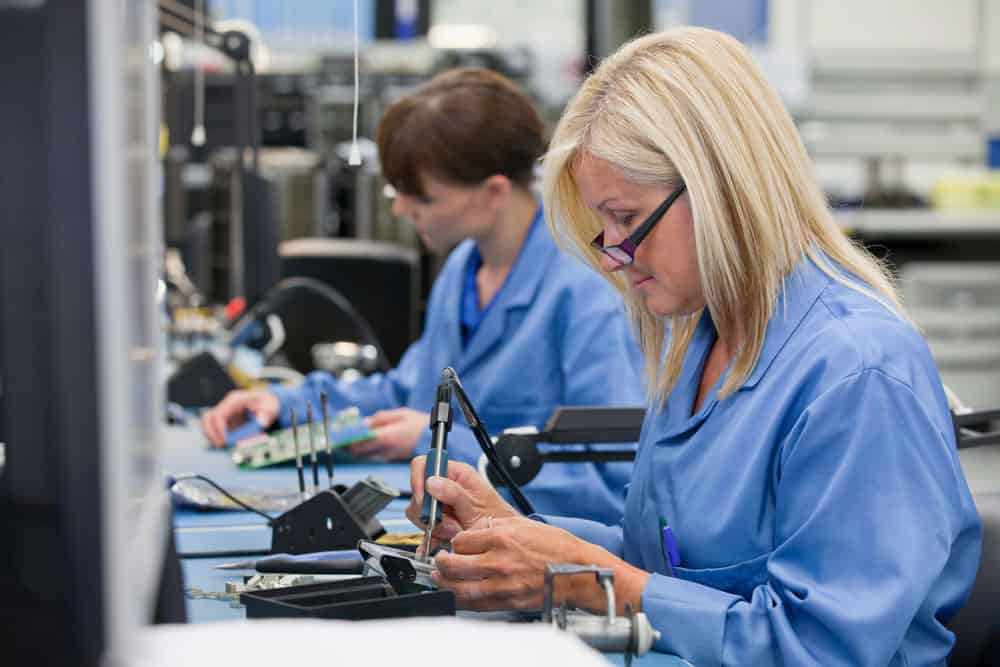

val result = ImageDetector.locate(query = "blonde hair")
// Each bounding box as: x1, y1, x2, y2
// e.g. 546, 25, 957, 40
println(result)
543, 27, 904, 402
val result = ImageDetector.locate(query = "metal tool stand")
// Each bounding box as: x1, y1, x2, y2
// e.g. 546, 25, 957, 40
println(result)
489, 407, 645, 488
542, 564, 660, 666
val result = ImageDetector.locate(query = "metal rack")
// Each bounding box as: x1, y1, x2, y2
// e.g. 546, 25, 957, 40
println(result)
793, 52, 987, 198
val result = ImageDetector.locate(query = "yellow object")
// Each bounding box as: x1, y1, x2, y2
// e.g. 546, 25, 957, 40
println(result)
931, 172, 1000, 210
160, 123, 169, 158
376, 532, 423, 546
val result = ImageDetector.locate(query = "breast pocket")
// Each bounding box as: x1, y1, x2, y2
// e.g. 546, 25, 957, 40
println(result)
672, 552, 770, 601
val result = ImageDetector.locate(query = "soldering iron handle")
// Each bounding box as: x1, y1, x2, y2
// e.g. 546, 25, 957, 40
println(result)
420, 439, 449, 524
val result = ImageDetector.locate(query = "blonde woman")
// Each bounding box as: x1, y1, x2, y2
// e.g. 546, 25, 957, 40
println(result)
405, 28, 981, 665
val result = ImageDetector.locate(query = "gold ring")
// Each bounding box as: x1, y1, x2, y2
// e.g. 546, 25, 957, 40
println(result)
486, 515, 493, 529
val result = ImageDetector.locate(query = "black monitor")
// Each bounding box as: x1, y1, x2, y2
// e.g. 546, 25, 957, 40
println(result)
0, 2, 180, 665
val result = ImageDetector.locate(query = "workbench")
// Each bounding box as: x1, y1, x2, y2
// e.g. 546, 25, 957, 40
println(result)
163, 425, 689, 665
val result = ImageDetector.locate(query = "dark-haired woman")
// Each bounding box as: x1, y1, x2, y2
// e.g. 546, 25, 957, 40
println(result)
202, 68, 643, 522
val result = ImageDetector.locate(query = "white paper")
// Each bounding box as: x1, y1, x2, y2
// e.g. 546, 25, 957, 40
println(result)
130, 617, 613, 667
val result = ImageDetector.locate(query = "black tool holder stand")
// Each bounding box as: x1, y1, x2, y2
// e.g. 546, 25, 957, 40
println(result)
270, 486, 383, 555
241, 576, 455, 621
488, 407, 645, 487
954, 408, 1000, 449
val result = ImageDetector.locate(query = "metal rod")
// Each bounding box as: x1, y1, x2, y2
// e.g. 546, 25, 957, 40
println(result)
159, 0, 201, 22
290, 407, 305, 500
602, 576, 616, 623
321, 392, 334, 489
158, 11, 195, 36
306, 402, 319, 493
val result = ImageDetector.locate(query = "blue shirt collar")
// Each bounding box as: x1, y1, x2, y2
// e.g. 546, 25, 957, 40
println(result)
657, 253, 836, 438
459, 204, 545, 343
743, 253, 834, 389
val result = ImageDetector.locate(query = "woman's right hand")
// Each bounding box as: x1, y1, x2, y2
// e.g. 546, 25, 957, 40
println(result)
200, 389, 280, 448
405, 459, 518, 549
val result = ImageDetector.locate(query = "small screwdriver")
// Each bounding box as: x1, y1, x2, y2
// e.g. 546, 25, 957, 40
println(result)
215, 549, 364, 574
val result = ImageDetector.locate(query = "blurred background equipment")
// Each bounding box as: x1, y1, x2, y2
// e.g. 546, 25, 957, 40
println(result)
153, 0, 1000, 398
225, 275, 396, 376
902, 263, 1000, 409
279, 239, 420, 369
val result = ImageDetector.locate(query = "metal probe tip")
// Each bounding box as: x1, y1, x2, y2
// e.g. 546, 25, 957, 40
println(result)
321, 392, 333, 489
306, 402, 319, 493
290, 407, 305, 500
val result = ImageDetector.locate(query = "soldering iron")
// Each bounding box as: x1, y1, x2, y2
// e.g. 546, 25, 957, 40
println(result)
419, 372, 453, 560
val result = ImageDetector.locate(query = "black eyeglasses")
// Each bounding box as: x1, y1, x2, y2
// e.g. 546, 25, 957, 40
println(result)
591, 183, 687, 267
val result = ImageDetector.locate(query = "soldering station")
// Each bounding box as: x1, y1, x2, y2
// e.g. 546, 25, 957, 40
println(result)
180, 368, 662, 663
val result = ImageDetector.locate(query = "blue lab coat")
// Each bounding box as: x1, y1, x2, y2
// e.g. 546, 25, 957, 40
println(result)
272, 214, 644, 523
542, 255, 981, 665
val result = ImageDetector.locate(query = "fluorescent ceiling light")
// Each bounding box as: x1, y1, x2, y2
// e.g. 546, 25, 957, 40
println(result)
428, 24, 497, 50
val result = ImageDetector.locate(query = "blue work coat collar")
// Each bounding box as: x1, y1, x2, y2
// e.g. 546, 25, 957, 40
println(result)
744, 253, 834, 389
659, 253, 833, 438
443, 206, 552, 373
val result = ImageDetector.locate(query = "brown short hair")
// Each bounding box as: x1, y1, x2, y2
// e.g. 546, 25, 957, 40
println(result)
377, 68, 546, 197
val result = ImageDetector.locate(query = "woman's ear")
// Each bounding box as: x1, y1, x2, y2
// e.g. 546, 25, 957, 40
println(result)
481, 174, 514, 207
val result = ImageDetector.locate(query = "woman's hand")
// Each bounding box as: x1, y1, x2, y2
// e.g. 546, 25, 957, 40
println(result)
433, 518, 650, 613
405, 459, 518, 546
349, 408, 428, 461
201, 389, 280, 448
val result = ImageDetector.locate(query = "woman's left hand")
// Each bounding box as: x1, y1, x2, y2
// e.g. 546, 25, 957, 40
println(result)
433, 516, 643, 612
349, 408, 428, 461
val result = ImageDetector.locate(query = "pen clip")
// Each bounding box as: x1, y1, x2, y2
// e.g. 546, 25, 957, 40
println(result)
660, 520, 680, 573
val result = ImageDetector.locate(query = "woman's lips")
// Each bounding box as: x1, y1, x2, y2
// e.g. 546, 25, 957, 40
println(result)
633, 276, 653, 288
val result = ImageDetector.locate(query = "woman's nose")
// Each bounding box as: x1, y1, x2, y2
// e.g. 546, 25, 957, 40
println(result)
598, 252, 624, 273
596, 227, 626, 272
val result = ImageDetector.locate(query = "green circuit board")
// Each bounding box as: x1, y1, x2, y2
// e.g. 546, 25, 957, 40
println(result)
231, 407, 374, 469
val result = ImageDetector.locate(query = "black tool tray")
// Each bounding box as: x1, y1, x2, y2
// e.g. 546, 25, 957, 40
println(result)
241, 576, 455, 620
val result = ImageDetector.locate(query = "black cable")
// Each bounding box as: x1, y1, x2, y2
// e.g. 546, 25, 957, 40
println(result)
170, 473, 275, 524
444, 367, 536, 516
230, 276, 392, 372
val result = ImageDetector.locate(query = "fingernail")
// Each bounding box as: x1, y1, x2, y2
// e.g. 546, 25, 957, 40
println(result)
426, 477, 442, 494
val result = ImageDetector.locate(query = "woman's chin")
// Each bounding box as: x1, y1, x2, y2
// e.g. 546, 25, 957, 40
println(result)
641, 292, 675, 318
643, 292, 700, 319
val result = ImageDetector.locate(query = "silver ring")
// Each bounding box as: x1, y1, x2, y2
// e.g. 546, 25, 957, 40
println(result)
486, 515, 493, 529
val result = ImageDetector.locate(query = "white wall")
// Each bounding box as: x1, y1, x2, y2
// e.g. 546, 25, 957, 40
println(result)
805, 0, 977, 54
772, 0, 984, 56
988, 0, 1000, 72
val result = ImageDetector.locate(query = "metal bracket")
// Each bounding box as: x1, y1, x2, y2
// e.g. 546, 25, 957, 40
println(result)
541, 563, 661, 665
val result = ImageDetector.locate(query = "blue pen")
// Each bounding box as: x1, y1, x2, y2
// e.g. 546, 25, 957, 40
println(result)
659, 517, 681, 576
